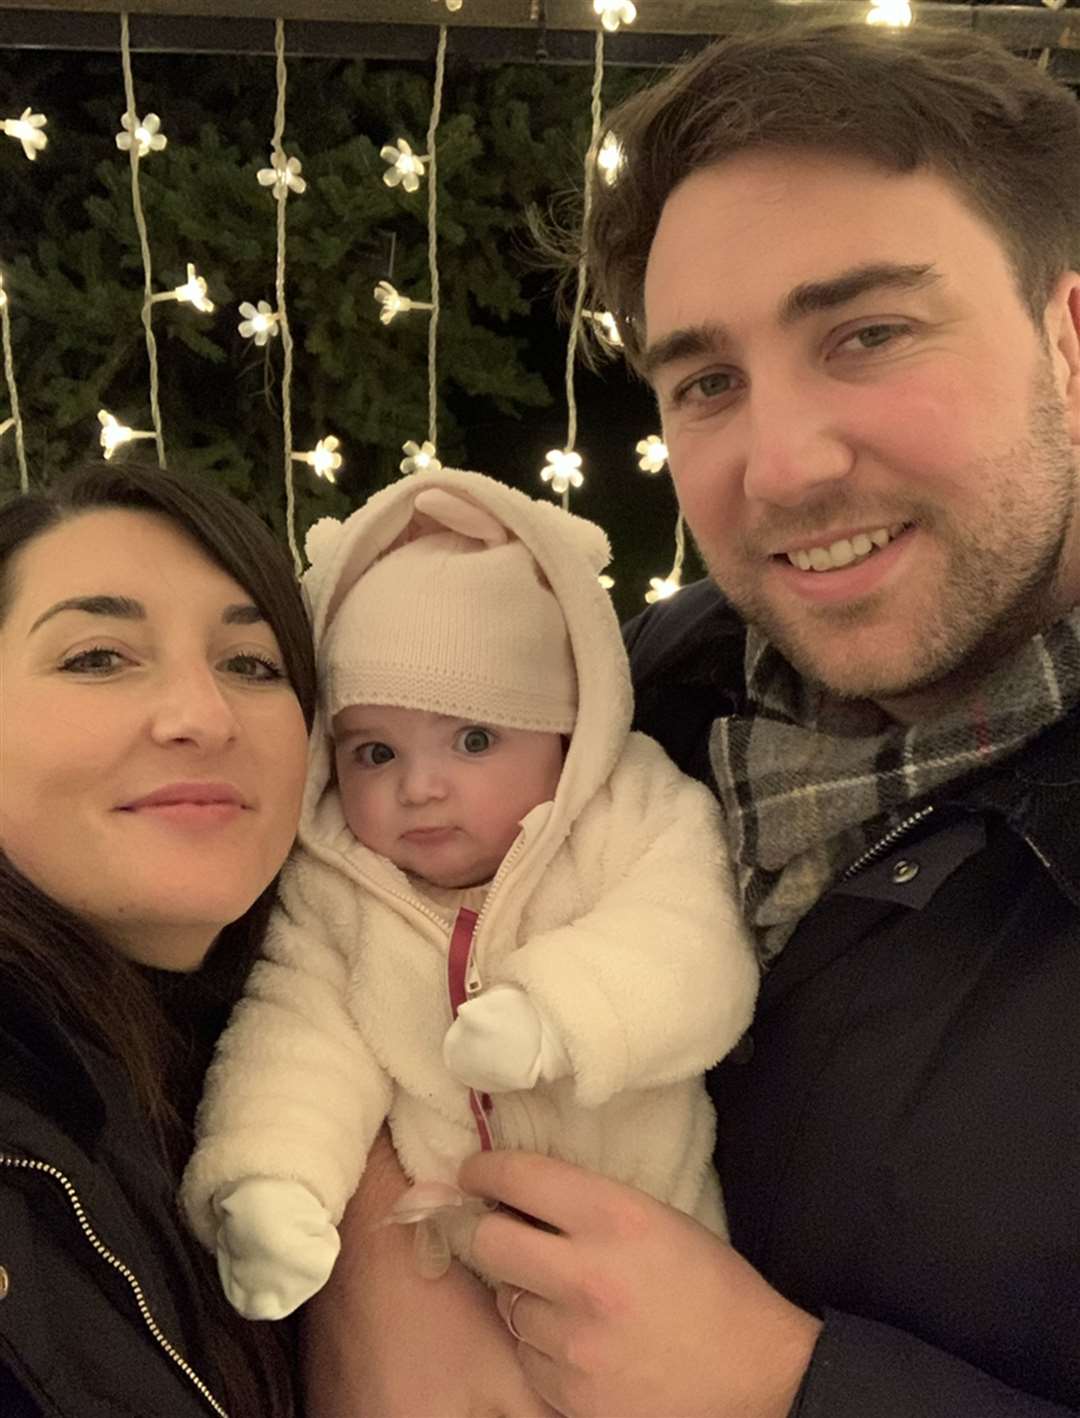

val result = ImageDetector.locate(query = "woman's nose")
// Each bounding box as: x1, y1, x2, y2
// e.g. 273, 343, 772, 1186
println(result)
148, 665, 240, 751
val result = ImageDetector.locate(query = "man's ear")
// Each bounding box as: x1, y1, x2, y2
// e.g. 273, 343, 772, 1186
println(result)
1045, 272, 1080, 445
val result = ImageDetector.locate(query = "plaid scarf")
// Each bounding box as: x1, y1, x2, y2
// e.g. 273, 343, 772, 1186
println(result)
710, 608, 1080, 965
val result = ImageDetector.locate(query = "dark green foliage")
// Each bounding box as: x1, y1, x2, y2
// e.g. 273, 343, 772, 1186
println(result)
0, 49, 691, 613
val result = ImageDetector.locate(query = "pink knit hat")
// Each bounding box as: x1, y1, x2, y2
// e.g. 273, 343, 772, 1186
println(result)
320, 488, 577, 733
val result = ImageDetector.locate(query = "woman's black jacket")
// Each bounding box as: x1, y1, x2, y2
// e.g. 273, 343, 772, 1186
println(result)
0, 977, 235, 1417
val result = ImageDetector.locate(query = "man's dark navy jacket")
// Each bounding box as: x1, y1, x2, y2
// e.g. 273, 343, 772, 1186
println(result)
626, 578, 1080, 1417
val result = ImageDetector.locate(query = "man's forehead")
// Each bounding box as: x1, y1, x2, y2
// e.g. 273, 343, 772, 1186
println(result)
641, 152, 1006, 363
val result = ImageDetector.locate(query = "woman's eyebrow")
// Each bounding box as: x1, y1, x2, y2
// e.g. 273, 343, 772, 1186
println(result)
29, 596, 264, 634
29, 594, 144, 634
221, 603, 266, 626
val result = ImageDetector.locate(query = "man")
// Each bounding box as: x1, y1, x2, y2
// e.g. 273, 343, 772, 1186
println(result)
457, 20, 1080, 1418
306, 21, 1080, 1418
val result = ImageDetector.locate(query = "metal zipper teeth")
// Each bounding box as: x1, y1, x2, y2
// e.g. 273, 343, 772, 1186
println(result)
0, 1153, 229, 1418
839, 803, 936, 882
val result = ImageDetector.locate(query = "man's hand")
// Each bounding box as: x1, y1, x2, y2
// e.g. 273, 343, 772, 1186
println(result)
213, 1176, 340, 1320
459, 1150, 822, 1418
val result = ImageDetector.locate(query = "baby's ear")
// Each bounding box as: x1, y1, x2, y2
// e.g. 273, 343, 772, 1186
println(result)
412, 488, 509, 547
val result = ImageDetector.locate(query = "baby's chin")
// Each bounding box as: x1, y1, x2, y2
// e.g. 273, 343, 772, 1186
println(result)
416, 866, 492, 890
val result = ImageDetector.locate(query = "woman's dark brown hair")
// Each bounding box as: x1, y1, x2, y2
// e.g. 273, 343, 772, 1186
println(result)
0, 461, 317, 1417
583, 20, 1080, 371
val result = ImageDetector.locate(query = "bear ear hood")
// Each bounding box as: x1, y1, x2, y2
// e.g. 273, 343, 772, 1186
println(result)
297, 467, 632, 856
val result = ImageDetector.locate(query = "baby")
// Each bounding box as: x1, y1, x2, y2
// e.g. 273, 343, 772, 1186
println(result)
182, 468, 758, 1319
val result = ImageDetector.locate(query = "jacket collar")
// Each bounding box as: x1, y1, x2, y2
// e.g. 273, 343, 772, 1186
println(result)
0, 981, 108, 1152
943, 701, 1080, 909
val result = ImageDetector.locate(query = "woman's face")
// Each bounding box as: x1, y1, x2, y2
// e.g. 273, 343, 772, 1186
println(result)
0, 508, 308, 970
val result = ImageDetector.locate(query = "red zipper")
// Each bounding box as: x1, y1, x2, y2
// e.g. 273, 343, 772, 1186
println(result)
446, 907, 494, 1150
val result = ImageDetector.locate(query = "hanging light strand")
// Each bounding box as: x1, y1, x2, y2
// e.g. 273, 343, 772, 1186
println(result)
119, 12, 166, 468
0, 275, 29, 492
425, 25, 448, 451
271, 19, 302, 576
559, 27, 606, 509
645, 512, 687, 604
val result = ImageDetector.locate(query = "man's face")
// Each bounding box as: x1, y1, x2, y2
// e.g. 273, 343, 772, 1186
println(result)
643, 149, 1080, 714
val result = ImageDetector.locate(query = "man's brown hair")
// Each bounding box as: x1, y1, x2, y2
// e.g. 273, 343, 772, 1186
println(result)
584, 21, 1080, 371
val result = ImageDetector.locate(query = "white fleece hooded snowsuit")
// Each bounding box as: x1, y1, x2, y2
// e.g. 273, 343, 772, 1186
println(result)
182, 468, 758, 1301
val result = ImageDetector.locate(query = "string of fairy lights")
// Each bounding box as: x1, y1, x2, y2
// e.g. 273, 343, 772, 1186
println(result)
1, 0, 925, 600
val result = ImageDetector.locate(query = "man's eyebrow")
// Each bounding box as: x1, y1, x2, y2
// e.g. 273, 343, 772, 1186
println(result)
779, 262, 940, 323
29, 595, 264, 633
640, 323, 730, 382
29, 595, 145, 634
641, 263, 940, 382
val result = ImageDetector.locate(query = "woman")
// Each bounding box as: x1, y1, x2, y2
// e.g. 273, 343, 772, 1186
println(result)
0, 462, 315, 1417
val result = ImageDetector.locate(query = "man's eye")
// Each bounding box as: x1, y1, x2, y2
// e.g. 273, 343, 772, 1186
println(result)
457, 727, 495, 755
672, 369, 738, 406
839, 323, 912, 353
357, 742, 394, 767
58, 646, 127, 675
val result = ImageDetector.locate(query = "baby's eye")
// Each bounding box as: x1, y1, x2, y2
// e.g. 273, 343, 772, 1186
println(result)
457, 726, 495, 755
357, 741, 395, 767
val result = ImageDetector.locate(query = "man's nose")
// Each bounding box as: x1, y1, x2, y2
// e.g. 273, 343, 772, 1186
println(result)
739, 382, 856, 507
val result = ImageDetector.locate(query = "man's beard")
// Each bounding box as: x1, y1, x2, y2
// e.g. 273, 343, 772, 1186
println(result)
700, 362, 1078, 706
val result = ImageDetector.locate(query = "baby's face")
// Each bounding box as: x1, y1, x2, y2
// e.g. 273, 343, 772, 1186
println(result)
333, 704, 565, 888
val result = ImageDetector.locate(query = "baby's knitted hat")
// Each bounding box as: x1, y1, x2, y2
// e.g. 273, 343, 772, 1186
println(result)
320, 487, 577, 733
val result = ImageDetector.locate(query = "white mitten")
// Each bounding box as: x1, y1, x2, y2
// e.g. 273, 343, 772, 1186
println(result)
212, 1176, 341, 1320
443, 984, 571, 1092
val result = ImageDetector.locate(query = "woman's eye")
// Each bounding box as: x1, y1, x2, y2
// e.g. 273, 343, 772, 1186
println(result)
222, 651, 285, 682
458, 727, 495, 755
357, 741, 394, 767
58, 646, 128, 675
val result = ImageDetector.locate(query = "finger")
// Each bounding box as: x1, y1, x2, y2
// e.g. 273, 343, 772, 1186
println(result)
460, 1148, 638, 1236
467, 1207, 574, 1301
495, 1285, 560, 1361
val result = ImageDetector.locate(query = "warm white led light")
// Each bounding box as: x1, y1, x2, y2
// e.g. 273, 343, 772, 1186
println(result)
541, 448, 585, 496
636, 435, 669, 474
381, 139, 427, 194
238, 300, 280, 346
645, 573, 682, 604
2, 109, 47, 161
172, 263, 215, 313
866, 0, 913, 26
374, 280, 435, 326
98, 409, 156, 461
116, 111, 167, 158
257, 151, 307, 200
594, 0, 637, 32
294, 435, 343, 483
400, 439, 442, 475
597, 131, 626, 187
584, 308, 624, 349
